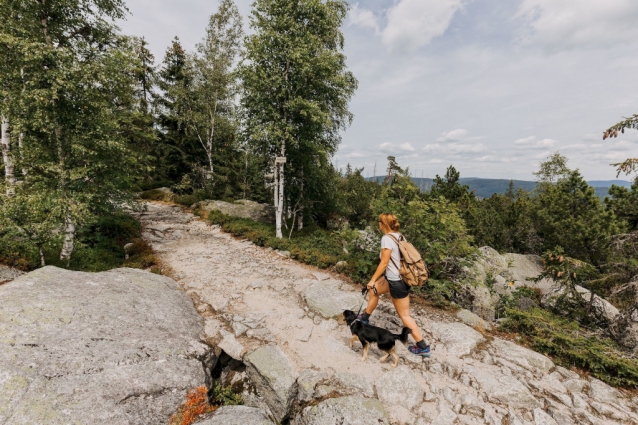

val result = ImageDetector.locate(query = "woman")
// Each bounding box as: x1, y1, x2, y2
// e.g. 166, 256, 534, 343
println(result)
359, 213, 431, 356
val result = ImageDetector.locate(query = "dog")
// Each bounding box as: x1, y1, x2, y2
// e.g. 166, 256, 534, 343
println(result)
343, 310, 411, 368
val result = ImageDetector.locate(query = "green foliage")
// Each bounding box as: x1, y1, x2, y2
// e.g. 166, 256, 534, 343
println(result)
534, 171, 622, 266
606, 182, 638, 230
372, 170, 475, 276
429, 165, 473, 203
209, 382, 242, 406
240, 0, 358, 236
500, 308, 638, 388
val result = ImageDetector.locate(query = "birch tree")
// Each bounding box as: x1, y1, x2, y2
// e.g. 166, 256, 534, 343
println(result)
0, 0, 140, 265
1, 117, 16, 197
241, 0, 357, 238
176, 0, 243, 180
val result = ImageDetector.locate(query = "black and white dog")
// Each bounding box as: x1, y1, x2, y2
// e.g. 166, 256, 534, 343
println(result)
343, 309, 411, 368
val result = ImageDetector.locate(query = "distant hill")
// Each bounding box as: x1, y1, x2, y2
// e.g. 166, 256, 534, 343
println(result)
366, 176, 632, 199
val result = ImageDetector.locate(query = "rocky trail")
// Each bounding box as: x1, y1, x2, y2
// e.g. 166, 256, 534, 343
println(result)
136, 202, 638, 425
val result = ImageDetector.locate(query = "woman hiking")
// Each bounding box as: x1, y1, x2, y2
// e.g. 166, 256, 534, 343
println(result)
359, 213, 431, 356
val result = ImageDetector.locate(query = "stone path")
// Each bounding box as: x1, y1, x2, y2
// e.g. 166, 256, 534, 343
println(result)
137, 202, 638, 425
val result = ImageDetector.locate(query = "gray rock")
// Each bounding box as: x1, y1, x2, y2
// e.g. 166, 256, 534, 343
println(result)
250, 280, 265, 289
295, 396, 390, 425
302, 281, 362, 319
194, 199, 276, 223
245, 345, 298, 422
465, 365, 541, 409
456, 309, 492, 331
432, 322, 485, 357
460, 394, 484, 416
563, 378, 586, 394
533, 408, 558, 425
491, 339, 554, 372
432, 400, 458, 425
333, 372, 375, 398
297, 370, 328, 402
0, 267, 211, 425
375, 366, 424, 411
588, 378, 622, 405
335, 261, 348, 272
194, 405, 274, 425
219, 330, 245, 360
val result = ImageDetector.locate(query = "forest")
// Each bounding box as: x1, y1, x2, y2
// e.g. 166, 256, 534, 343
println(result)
1, 0, 638, 386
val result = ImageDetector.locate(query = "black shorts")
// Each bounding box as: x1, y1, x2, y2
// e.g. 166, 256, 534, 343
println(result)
387, 278, 410, 299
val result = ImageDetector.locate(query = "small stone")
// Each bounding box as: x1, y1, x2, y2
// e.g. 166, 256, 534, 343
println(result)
250, 280, 265, 289
232, 322, 248, 337
210, 298, 229, 313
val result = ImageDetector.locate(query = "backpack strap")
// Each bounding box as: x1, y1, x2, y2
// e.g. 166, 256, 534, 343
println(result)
385, 233, 402, 271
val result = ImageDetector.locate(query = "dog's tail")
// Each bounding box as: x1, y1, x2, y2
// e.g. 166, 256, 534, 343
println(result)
394, 327, 412, 343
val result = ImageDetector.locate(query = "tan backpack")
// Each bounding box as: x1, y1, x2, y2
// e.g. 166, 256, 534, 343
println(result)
387, 234, 429, 287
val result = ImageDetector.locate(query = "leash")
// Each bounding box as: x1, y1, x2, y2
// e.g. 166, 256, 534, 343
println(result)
354, 277, 382, 319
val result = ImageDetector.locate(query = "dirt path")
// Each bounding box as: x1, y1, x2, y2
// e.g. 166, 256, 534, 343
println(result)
136, 202, 638, 425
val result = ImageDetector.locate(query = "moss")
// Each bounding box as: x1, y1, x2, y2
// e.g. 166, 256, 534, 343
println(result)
499, 308, 638, 388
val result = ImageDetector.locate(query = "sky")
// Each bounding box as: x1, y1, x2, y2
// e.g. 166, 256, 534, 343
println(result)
118, 0, 638, 181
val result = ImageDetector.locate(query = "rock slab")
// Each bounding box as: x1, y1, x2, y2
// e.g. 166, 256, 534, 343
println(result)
245, 345, 298, 422
0, 266, 211, 425
194, 405, 274, 425
302, 281, 362, 319
295, 395, 390, 425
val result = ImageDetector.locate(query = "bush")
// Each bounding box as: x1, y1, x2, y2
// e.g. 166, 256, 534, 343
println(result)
139, 188, 175, 202
499, 308, 638, 388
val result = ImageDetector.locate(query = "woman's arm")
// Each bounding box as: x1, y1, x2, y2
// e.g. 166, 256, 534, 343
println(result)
367, 248, 392, 290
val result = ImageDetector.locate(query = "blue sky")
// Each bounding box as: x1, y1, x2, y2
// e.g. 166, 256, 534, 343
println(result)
119, 0, 638, 181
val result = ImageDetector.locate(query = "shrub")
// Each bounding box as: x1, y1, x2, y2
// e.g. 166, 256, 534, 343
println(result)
139, 188, 175, 202
169, 386, 217, 425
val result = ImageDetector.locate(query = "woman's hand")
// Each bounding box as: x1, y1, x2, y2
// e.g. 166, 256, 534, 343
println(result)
367, 280, 375, 290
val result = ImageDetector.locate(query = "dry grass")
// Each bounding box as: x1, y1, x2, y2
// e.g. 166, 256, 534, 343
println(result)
169, 387, 217, 425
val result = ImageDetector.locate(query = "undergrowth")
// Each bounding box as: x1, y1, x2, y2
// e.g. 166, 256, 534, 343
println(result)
169, 384, 242, 425
0, 211, 158, 273
499, 307, 638, 388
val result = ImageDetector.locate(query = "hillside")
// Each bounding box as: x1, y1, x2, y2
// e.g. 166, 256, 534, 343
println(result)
368, 176, 632, 198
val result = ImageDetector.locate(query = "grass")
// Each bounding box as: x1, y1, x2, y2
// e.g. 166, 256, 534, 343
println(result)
499, 307, 638, 388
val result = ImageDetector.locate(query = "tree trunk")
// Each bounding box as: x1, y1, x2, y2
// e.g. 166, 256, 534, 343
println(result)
59, 213, 75, 265
1, 117, 16, 197
39, 247, 46, 267
275, 159, 284, 238
297, 211, 303, 231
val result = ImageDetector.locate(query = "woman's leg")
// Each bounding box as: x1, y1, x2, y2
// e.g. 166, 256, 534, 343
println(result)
391, 295, 424, 343
364, 278, 389, 315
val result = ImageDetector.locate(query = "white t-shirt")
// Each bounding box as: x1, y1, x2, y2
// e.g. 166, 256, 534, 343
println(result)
381, 232, 402, 281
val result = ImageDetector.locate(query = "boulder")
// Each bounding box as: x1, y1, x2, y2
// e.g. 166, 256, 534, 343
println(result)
431, 322, 485, 357
491, 339, 554, 372
194, 405, 274, 425
542, 285, 620, 322
533, 408, 558, 425
245, 345, 298, 422
194, 199, 275, 224
375, 366, 424, 411
0, 266, 212, 425
456, 309, 492, 331
302, 281, 362, 319
588, 378, 622, 405
295, 395, 390, 425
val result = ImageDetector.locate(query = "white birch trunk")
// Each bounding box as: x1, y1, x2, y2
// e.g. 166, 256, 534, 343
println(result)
1, 117, 16, 197
39, 247, 46, 267
275, 160, 284, 239
18, 133, 26, 178
60, 213, 76, 264
297, 212, 303, 231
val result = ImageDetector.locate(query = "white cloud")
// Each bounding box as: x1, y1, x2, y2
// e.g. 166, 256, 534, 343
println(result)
382, 0, 468, 52
437, 128, 468, 142
348, 3, 379, 33
423, 142, 484, 154
516, 0, 638, 49
513, 136, 558, 149
400, 142, 416, 152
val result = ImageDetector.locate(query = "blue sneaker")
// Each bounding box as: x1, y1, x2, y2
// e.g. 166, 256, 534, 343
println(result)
357, 314, 369, 325
409, 345, 431, 357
